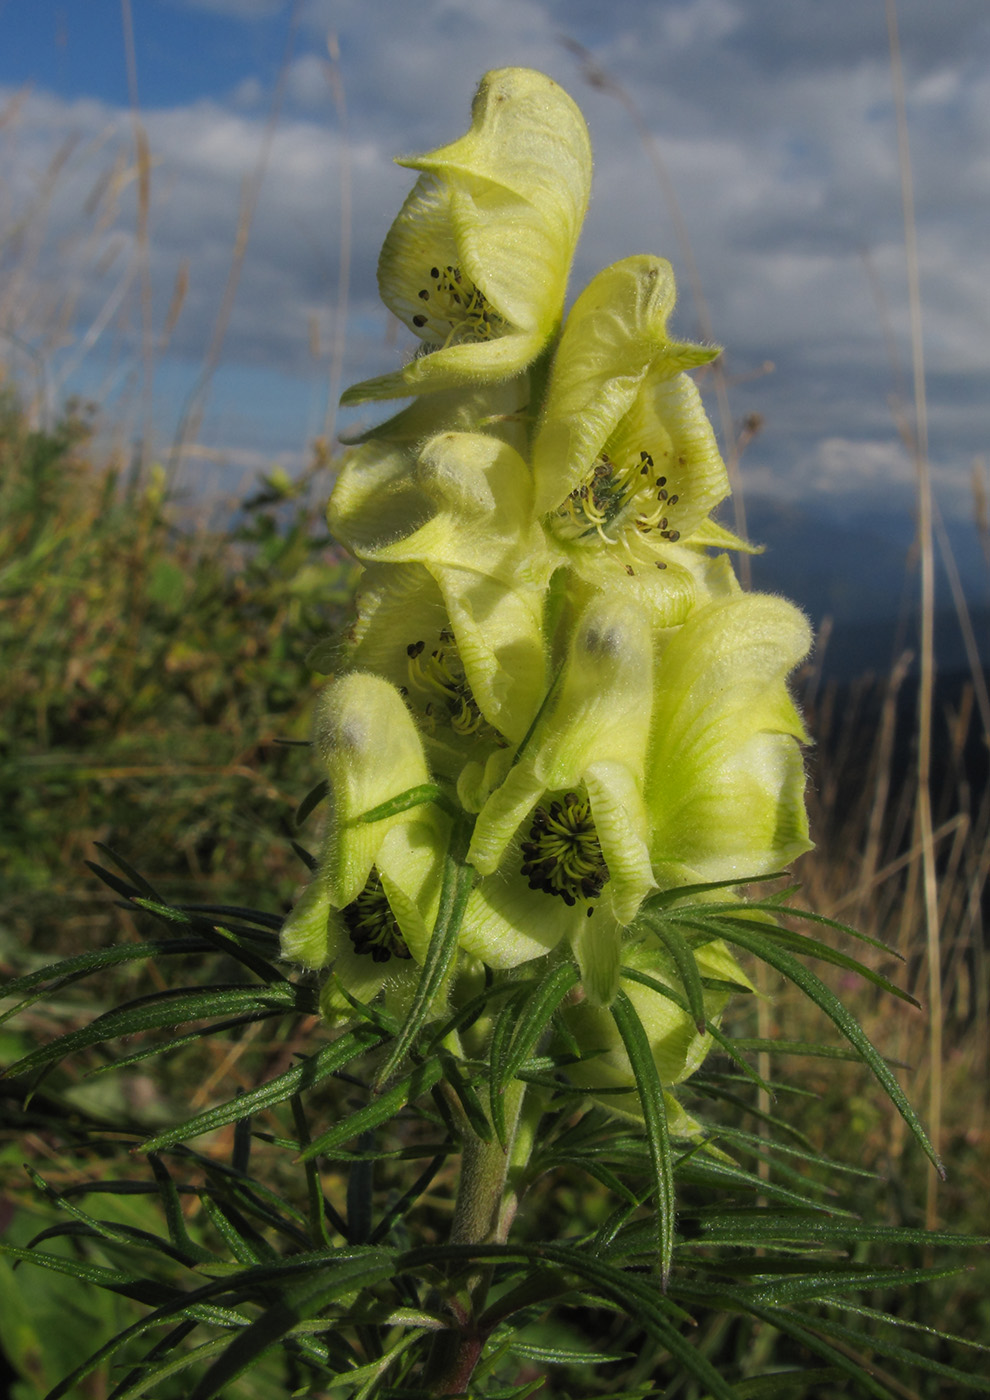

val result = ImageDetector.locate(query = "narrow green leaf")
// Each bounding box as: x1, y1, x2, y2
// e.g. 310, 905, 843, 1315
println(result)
438, 1049, 492, 1141
489, 983, 529, 1144
300, 1058, 445, 1160
680, 917, 946, 1177
374, 817, 476, 1087
349, 1327, 430, 1400
824, 1297, 990, 1355
509, 1342, 633, 1365
609, 990, 675, 1287
84, 861, 142, 902
25, 1165, 206, 1270
697, 912, 917, 1005
295, 778, 329, 826
709, 1126, 878, 1179
92, 843, 164, 900
731, 1037, 890, 1064
746, 1264, 965, 1308
291, 840, 318, 871
290, 1094, 335, 1250
0, 940, 208, 1028
369, 1153, 448, 1246
147, 1154, 218, 1264
501, 962, 580, 1089
110, 1332, 237, 1400
37, 1252, 370, 1400
129, 904, 286, 985
141, 1024, 384, 1151
198, 1195, 271, 1265
658, 890, 903, 961
686, 1214, 989, 1249
0, 1242, 162, 1297
726, 1299, 905, 1400
427, 977, 522, 1050
5, 984, 301, 1082
188, 1253, 398, 1400
648, 920, 708, 1031
641, 873, 789, 911
412, 1241, 738, 1400
179, 902, 283, 932
621, 965, 773, 1095
786, 1309, 990, 1394
349, 782, 450, 823
548, 1154, 641, 1209
749, 898, 906, 958
700, 1371, 844, 1398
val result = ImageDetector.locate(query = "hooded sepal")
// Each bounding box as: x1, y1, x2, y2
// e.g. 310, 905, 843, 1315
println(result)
343, 68, 592, 404
277, 672, 434, 976
461, 595, 657, 1003
329, 381, 531, 559
645, 592, 813, 888
532, 257, 734, 608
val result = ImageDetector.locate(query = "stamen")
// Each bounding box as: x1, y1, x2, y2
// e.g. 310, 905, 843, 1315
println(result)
519, 790, 610, 907
549, 445, 685, 561
342, 871, 411, 963
404, 629, 504, 743
412, 263, 507, 345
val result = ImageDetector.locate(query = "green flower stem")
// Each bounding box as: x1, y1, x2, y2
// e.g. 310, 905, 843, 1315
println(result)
426, 1077, 529, 1393
450, 1077, 528, 1252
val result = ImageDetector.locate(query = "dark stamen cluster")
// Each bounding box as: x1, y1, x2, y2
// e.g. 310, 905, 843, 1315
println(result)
342, 871, 412, 963
634, 450, 681, 542
520, 791, 610, 909
411, 264, 506, 342
405, 629, 502, 741
554, 446, 683, 552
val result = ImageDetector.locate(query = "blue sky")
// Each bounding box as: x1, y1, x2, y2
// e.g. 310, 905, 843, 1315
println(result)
2, 0, 988, 661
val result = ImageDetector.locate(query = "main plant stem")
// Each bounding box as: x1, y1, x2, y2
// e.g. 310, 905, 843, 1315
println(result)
425, 1080, 532, 1394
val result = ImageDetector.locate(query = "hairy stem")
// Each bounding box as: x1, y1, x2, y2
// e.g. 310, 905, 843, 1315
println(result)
425, 1079, 529, 1394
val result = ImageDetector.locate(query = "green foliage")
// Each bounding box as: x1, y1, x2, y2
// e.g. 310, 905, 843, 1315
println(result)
2, 855, 987, 1398
0, 390, 356, 947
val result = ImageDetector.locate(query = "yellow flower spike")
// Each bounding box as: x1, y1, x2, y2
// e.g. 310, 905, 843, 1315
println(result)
342, 68, 592, 404
532, 256, 744, 619
462, 593, 657, 1005
645, 592, 813, 888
